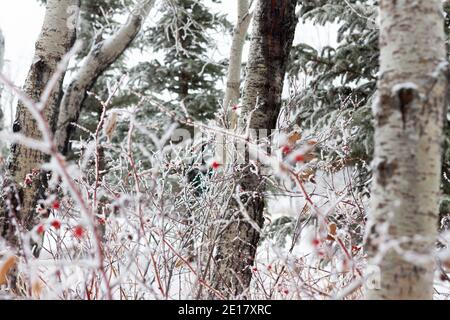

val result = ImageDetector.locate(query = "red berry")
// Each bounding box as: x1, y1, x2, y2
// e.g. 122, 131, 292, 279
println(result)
37, 224, 45, 235
97, 217, 106, 225
281, 145, 292, 155
211, 161, 220, 169
24, 174, 33, 186
295, 154, 305, 162
52, 200, 60, 210
51, 219, 61, 230
283, 289, 289, 295
312, 238, 321, 247
231, 104, 239, 111
252, 267, 258, 272
267, 264, 272, 270
73, 225, 85, 239
351, 245, 361, 254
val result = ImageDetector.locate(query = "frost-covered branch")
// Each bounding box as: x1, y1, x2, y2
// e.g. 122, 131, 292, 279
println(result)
55, 0, 156, 155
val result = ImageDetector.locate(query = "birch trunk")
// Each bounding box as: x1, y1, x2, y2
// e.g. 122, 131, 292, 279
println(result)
365, 0, 448, 300
0, 28, 4, 72
0, 0, 79, 247
55, 0, 155, 155
223, 0, 251, 129
0, 28, 5, 129
210, 0, 298, 298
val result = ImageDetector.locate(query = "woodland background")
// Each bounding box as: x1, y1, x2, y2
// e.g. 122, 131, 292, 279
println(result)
0, 0, 449, 300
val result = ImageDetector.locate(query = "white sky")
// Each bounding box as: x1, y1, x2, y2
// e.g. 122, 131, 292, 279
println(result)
0, 0, 44, 85
0, 0, 337, 126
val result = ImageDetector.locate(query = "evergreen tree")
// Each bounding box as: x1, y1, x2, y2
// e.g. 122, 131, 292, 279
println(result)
292, 0, 450, 227
72, 0, 231, 158
292, 0, 378, 166
131, 0, 231, 121
66, 1, 232, 208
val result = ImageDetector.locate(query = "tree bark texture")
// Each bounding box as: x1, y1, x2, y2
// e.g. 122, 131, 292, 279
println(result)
55, 0, 155, 155
210, 0, 298, 298
0, 0, 79, 247
365, 0, 448, 300
0, 28, 4, 129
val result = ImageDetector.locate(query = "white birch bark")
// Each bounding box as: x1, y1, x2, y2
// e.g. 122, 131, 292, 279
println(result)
223, 0, 252, 129
55, 0, 155, 155
0, 28, 4, 129
0, 28, 4, 74
365, 0, 448, 300
0, 0, 79, 244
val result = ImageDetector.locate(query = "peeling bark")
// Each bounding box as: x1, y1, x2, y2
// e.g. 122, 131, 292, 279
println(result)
365, 0, 448, 300
55, 0, 155, 155
210, 0, 298, 298
0, 0, 79, 247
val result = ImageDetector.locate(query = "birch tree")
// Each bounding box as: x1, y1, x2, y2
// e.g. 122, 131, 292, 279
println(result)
365, 0, 448, 299
223, 0, 252, 129
0, 28, 4, 72
210, 0, 298, 298
0, 0, 79, 247
0, 28, 5, 131
55, 0, 155, 155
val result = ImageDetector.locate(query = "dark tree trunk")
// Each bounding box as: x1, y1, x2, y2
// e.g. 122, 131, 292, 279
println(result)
209, 0, 298, 298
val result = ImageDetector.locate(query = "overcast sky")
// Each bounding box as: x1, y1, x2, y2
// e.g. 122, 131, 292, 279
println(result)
0, 0, 44, 83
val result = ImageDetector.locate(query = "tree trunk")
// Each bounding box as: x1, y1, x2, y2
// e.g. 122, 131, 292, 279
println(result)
0, 0, 79, 248
210, 0, 298, 298
55, 0, 155, 155
0, 28, 4, 71
365, 0, 448, 300
223, 0, 252, 129
0, 28, 5, 130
